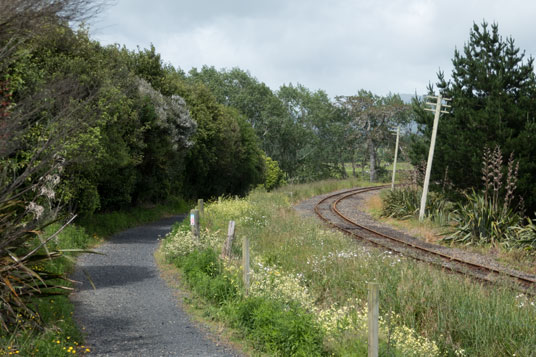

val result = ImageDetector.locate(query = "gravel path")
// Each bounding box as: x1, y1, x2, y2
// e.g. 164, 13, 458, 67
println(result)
71, 216, 239, 357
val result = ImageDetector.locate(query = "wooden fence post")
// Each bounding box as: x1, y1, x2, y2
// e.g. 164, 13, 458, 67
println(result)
368, 282, 379, 357
190, 209, 199, 241
242, 237, 250, 296
197, 198, 204, 216
220, 220, 235, 259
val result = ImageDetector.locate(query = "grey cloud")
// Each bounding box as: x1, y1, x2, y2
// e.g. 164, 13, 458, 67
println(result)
91, 0, 536, 97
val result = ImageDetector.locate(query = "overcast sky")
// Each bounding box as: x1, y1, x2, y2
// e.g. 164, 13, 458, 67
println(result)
90, 0, 536, 98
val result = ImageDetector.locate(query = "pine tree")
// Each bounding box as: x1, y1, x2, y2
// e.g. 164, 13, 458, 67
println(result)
411, 21, 536, 213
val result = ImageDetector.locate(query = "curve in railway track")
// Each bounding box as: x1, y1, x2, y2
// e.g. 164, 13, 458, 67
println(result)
314, 185, 536, 294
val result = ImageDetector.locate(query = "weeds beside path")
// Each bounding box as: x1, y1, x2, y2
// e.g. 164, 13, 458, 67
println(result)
71, 216, 239, 357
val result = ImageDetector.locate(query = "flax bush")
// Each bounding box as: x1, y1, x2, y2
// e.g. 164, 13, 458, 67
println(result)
443, 190, 521, 245
444, 146, 536, 248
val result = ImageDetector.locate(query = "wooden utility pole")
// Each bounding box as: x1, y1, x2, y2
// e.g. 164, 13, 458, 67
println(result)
391, 125, 400, 190
419, 95, 450, 221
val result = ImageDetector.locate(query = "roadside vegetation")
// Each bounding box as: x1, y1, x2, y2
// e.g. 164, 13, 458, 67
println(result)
160, 179, 536, 356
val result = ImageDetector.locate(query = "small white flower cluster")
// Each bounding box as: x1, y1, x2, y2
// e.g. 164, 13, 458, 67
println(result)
311, 299, 367, 336
208, 197, 252, 221
515, 293, 536, 309
249, 260, 315, 309
26, 201, 45, 219
390, 324, 441, 356
206, 197, 268, 228
163, 228, 223, 258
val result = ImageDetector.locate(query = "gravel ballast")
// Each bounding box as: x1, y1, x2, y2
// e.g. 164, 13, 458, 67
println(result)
71, 216, 238, 357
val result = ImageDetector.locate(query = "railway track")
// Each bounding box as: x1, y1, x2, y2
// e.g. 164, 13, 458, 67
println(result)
314, 185, 536, 294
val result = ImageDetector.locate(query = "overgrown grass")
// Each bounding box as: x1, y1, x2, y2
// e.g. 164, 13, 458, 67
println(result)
1, 199, 190, 356
160, 181, 536, 356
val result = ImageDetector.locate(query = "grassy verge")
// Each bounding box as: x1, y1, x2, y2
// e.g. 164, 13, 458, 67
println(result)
159, 180, 536, 356
0, 198, 190, 356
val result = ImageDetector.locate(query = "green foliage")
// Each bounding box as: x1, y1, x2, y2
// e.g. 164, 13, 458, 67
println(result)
77, 197, 189, 238
513, 217, 536, 249
231, 297, 324, 356
180, 249, 238, 304
410, 21, 536, 213
444, 190, 521, 245
263, 156, 286, 191
381, 187, 453, 224
192, 181, 536, 356
187, 67, 353, 183
381, 187, 421, 219
176, 82, 265, 198
443, 146, 536, 248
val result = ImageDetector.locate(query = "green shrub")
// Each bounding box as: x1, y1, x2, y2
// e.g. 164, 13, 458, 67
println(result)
443, 190, 522, 245
169, 247, 325, 356
182, 249, 220, 277
231, 296, 324, 356
264, 155, 287, 191
181, 249, 237, 304
381, 186, 420, 219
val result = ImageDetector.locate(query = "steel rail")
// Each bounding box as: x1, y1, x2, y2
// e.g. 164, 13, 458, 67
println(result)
314, 186, 536, 293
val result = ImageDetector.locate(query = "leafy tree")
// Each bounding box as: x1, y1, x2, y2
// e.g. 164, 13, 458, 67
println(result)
187, 67, 311, 178
410, 21, 536, 212
173, 81, 264, 198
337, 91, 409, 181
278, 83, 350, 181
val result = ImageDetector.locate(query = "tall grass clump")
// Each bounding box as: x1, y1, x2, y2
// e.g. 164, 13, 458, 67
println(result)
159, 181, 536, 356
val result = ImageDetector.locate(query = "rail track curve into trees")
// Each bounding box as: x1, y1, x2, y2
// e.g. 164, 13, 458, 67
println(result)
314, 185, 536, 294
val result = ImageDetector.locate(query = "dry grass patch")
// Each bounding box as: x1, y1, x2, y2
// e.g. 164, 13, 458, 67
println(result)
363, 192, 446, 243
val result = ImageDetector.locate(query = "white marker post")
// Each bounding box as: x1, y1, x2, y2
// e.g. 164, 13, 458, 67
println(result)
190, 209, 200, 240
